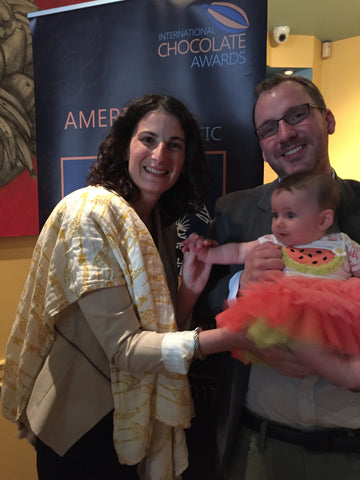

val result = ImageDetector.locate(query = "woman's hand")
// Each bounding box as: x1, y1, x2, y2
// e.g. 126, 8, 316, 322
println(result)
198, 328, 315, 378
250, 344, 316, 378
181, 248, 213, 296
226, 330, 315, 378
176, 248, 213, 329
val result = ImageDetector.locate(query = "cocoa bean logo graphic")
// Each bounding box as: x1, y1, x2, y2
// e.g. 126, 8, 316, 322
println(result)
204, 2, 249, 33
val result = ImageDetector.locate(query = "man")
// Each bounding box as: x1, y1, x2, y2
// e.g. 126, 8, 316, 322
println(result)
207, 74, 360, 480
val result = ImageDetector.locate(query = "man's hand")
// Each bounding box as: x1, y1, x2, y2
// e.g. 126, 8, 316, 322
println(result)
292, 342, 360, 390
240, 241, 284, 290
253, 345, 316, 378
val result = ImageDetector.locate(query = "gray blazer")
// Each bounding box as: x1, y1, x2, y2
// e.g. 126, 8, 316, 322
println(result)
205, 175, 360, 473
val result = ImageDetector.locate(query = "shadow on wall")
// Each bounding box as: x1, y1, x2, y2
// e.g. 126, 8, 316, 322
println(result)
0, 398, 37, 479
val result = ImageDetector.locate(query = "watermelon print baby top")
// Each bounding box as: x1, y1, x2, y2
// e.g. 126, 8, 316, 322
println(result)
259, 232, 360, 280
216, 232, 360, 363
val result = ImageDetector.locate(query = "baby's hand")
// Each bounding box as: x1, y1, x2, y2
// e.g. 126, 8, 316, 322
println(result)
182, 233, 218, 256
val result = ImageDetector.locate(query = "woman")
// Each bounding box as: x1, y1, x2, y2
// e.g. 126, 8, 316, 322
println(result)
2, 94, 252, 480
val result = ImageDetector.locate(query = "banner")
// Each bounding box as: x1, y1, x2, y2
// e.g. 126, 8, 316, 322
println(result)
29, 1, 267, 477
29, 0, 266, 226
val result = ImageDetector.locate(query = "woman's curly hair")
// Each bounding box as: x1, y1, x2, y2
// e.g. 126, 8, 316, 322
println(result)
87, 94, 211, 226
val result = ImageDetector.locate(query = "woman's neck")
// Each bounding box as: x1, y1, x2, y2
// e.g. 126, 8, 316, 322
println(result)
132, 198, 156, 231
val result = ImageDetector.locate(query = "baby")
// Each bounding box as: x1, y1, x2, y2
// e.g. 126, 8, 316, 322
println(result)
184, 171, 360, 364
184, 171, 360, 281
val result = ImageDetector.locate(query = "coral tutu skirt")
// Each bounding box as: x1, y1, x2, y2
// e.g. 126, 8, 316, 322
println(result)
216, 275, 360, 364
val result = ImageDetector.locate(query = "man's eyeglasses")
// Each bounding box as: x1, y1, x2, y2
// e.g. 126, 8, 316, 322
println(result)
256, 103, 326, 140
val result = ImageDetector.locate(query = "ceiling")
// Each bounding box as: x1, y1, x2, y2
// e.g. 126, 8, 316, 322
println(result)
268, 0, 360, 42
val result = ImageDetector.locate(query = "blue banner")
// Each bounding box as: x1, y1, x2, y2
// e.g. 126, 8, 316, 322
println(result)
29, 0, 266, 227
29, 1, 267, 477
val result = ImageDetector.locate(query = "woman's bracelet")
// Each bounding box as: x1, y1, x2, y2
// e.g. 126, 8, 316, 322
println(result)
193, 327, 205, 360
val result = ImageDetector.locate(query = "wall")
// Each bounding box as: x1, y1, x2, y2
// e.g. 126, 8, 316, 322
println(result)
321, 36, 360, 180
2, 30, 360, 480
264, 33, 360, 183
0, 236, 37, 479
0, 410, 37, 480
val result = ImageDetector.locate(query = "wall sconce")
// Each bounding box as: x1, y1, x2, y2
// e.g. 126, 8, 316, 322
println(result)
322, 41, 332, 59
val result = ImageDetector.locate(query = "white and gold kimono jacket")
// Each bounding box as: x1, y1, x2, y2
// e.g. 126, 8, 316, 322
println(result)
1, 186, 193, 479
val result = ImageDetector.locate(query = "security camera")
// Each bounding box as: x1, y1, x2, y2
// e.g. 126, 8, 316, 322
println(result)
272, 25, 290, 44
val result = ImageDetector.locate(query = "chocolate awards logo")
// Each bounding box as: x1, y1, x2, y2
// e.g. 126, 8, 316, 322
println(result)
158, 2, 250, 68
